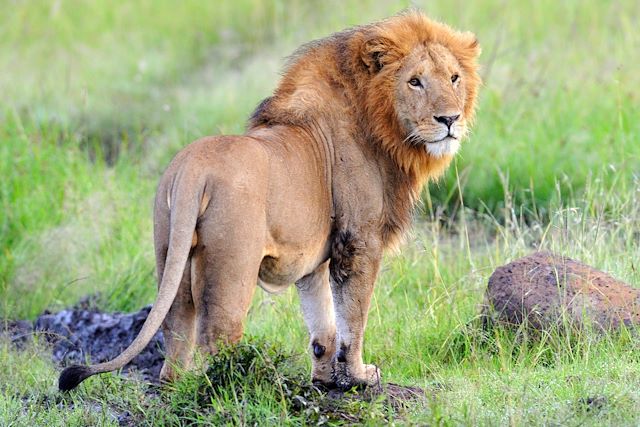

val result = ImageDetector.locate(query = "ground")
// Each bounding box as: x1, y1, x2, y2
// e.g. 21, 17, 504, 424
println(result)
1, 1, 639, 425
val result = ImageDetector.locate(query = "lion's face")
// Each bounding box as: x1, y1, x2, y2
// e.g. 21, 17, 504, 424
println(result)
394, 44, 470, 158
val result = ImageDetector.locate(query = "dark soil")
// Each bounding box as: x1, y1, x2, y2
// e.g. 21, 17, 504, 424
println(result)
2, 319, 33, 349
2, 301, 165, 382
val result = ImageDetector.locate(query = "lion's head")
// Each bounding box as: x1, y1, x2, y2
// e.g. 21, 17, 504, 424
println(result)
353, 12, 481, 177
393, 43, 473, 157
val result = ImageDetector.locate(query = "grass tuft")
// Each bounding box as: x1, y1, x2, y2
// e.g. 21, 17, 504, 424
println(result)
162, 339, 395, 425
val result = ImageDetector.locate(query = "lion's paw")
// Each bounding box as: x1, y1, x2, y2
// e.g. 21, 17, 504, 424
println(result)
333, 362, 381, 391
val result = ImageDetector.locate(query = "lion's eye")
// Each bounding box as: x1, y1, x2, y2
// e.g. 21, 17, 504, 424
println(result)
451, 74, 460, 84
408, 77, 422, 88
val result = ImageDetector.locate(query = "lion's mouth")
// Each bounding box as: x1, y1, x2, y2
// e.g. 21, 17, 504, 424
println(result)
403, 127, 459, 147
427, 135, 458, 144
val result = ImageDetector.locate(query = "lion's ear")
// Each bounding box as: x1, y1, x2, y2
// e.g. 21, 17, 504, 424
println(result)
462, 32, 481, 58
361, 37, 395, 73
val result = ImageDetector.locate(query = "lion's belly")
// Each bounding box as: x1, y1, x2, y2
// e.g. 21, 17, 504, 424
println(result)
257, 243, 329, 292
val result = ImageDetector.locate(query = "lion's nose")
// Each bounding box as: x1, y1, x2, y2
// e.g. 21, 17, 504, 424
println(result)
433, 114, 460, 128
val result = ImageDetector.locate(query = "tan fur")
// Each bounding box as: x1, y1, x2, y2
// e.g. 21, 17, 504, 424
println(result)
58, 11, 481, 391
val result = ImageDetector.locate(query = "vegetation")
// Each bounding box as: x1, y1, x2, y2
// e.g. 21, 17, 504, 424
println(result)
1, 0, 638, 425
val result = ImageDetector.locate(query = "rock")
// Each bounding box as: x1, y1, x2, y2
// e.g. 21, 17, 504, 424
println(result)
485, 252, 640, 330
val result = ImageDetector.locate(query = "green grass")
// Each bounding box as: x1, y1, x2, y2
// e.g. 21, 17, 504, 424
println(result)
1, 0, 639, 425
0, 113, 156, 319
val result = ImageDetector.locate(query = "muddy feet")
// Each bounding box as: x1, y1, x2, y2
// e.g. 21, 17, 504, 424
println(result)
332, 361, 381, 391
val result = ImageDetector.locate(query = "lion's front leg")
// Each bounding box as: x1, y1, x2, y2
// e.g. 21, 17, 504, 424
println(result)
329, 230, 382, 390
296, 261, 336, 387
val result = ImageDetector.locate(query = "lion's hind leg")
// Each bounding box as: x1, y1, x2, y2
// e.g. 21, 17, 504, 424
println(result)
296, 261, 337, 387
190, 213, 262, 357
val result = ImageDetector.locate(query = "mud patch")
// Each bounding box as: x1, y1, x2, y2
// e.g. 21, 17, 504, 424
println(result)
35, 303, 164, 382
1, 320, 33, 349
339, 382, 427, 408
1, 301, 165, 383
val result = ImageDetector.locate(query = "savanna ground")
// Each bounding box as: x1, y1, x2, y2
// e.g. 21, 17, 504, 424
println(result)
1, 1, 639, 425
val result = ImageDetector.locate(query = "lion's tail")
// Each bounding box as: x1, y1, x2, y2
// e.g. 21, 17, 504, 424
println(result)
58, 169, 201, 391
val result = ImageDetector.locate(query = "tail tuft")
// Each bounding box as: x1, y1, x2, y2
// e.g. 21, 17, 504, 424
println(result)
59, 365, 93, 391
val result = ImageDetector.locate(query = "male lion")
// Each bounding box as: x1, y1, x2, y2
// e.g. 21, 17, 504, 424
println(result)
59, 11, 480, 391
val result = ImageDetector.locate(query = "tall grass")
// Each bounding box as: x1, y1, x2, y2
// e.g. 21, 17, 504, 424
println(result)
0, 113, 156, 318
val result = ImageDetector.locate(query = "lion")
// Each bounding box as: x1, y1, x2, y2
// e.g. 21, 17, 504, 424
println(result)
59, 11, 481, 392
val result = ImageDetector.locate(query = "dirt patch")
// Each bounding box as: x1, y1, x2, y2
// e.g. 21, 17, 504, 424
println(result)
1, 301, 165, 383
1, 319, 33, 349
35, 303, 164, 382
325, 382, 428, 416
